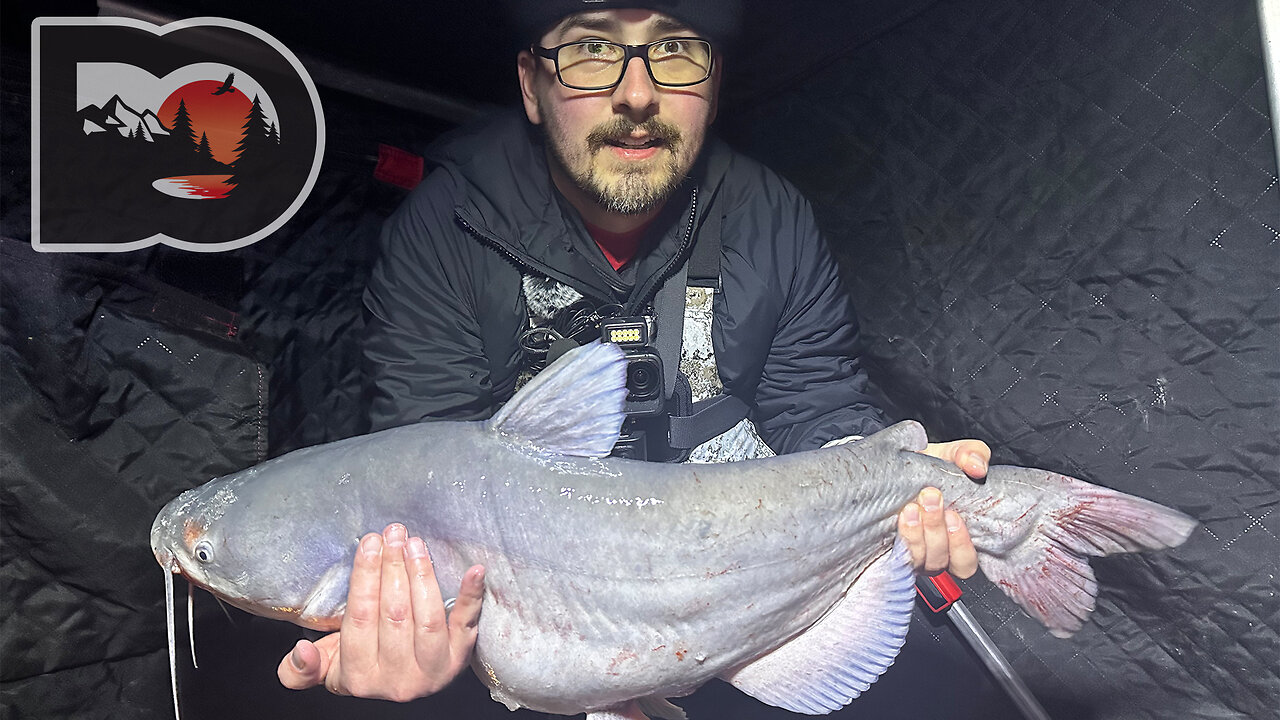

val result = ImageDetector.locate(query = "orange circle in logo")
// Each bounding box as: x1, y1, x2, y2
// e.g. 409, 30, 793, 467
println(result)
159, 79, 255, 166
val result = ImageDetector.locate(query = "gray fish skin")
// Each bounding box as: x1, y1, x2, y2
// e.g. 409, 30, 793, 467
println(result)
151, 343, 1197, 718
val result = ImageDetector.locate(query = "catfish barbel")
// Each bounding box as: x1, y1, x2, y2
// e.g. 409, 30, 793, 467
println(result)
151, 341, 1196, 719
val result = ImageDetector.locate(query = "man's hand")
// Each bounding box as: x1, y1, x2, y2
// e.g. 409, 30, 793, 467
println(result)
276, 523, 485, 702
899, 439, 991, 579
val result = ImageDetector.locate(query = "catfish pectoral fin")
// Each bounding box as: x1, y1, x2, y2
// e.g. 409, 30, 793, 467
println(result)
297, 560, 352, 630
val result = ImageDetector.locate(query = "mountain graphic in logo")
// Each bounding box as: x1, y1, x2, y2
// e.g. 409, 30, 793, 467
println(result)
33, 17, 324, 252
78, 95, 170, 141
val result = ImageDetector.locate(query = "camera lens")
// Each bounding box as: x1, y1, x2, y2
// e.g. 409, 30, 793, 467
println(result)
626, 359, 661, 401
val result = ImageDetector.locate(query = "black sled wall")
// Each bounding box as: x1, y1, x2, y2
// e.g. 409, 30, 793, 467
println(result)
727, 1, 1278, 719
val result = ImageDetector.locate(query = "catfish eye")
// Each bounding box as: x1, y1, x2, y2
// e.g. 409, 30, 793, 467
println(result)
194, 541, 214, 563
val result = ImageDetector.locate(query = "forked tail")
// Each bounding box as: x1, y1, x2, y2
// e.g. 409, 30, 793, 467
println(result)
959, 466, 1197, 638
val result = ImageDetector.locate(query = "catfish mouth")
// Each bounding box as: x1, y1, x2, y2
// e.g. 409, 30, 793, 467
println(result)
153, 545, 177, 572
152, 543, 203, 590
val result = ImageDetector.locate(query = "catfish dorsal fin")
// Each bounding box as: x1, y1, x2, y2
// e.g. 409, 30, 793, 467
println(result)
487, 341, 628, 458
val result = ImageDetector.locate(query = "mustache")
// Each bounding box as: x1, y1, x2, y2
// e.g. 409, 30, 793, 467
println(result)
586, 118, 682, 150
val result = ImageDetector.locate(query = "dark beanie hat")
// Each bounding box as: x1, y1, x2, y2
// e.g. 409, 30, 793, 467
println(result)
508, 0, 743, 45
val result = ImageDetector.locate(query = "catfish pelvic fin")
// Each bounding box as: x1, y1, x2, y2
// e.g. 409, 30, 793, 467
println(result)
586, 700, 652, 720
487, 342, 628, 458
637, 696, 686, 720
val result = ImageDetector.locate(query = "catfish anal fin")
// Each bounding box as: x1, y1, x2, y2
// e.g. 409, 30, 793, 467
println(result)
720, 537, 915, 714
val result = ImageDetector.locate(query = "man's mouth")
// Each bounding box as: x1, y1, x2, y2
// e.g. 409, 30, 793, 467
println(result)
606, 135, 662, 149
603, 135, 664, 160
586, 119, 681, 164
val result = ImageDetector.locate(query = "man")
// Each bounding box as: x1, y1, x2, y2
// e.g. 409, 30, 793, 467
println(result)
277, 0, 990, 703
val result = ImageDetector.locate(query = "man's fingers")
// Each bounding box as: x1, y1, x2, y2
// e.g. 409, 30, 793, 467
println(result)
289, 532, 481, 703
339, 532, 384, 672
404, 536, 448, 650
900, 488, 955, 573
447, 565, 486, 661
945, 510, 978, 579
378, 524, 418, 668
451, 564, 486, 627
917, 487, 950, 573
922, 439, 991, 480
898, 502, 927, 571
954, 440, 991, 479
277, 638, 324, 690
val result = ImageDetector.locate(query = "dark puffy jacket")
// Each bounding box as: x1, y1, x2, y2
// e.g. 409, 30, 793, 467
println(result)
363, 111, 885, 454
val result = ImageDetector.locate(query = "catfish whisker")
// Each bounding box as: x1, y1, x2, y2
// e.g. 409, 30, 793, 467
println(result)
164, 565, 181, 720
187, 582, 198, 669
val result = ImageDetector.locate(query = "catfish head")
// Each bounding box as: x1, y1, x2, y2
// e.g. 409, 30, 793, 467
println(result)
150, 457, 361, 631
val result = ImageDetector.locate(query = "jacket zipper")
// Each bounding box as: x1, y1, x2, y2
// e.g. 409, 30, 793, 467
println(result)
624, 186, 699, 316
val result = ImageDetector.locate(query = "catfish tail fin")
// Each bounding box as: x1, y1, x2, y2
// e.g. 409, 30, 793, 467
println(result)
966, 467, 1196, 638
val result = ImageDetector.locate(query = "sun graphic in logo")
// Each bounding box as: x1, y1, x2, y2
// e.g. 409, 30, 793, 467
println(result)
145, 74, 282, 200
158, 78, 254, 165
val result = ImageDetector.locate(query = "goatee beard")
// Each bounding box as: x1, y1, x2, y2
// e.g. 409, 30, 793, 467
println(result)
550, 117, 687, 216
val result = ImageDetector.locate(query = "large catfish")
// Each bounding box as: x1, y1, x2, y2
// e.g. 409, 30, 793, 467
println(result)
151, 341, 1196, 719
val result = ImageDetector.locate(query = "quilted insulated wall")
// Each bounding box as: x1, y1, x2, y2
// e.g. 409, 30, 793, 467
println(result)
724, 0, 1278, 718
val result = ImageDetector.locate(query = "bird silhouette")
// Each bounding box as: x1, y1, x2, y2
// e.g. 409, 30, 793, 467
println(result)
211, 72, 236, 95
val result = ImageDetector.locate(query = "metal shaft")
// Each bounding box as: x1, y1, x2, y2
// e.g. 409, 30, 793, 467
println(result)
947, 598, 1053, 720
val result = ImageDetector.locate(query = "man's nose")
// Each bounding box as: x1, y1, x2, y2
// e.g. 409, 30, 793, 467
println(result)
611, 56, 658, 120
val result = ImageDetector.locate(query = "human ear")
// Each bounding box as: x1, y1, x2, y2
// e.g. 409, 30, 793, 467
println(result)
517, 50, 543, 125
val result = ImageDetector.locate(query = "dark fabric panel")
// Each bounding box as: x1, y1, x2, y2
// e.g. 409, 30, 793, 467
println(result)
0, 243, 268, 719
723, 1, 1277, 718
228, 170, 396, 453
224, 92, 451, 453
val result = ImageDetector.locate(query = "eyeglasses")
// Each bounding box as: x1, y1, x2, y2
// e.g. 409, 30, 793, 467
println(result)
534, 38, 714, 91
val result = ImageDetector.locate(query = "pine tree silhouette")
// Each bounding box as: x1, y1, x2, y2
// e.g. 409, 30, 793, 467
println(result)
233, 96, 270, 164
197, 132, 214, 162
170, 98, 198, 151
228, 94, 277, 190
266, 121, 280, 145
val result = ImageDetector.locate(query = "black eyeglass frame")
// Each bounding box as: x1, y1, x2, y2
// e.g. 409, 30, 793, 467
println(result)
532, 37, 715, 91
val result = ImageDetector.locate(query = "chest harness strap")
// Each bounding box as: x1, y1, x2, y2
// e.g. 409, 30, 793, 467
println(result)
656, 213, 750, 453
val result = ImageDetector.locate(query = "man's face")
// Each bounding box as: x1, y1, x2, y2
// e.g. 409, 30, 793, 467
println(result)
518, 9, 720, 216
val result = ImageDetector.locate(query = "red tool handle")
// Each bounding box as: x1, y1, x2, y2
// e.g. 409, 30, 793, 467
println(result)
915, 571, 963, 613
